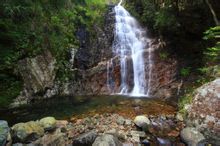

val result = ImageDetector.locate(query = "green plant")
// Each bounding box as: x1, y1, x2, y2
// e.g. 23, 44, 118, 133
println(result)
0, 76, 22, 108
203, 26, 220, 62
180, 67, 191, 77
159, 51, 169, 60
178, 94, 193, 116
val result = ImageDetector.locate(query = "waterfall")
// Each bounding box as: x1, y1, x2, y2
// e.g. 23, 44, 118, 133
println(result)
107, 0, 153, 97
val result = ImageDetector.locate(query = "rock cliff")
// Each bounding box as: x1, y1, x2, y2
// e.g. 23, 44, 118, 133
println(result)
12, 5, 180, 106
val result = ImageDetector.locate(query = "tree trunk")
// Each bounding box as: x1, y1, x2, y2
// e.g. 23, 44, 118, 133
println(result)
205, 0, 219, 26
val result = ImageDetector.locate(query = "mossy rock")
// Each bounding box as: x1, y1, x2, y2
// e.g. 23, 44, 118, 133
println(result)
39, 117, 56, 131
11, 121, 44, 143
0, 120, 9, 146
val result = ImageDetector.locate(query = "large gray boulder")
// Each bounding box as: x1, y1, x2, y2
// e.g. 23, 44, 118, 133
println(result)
73, 130, 97, 146
186, 78, 220, 145
180, 127, 205, 146
0, 120, 10, 146
134, 115, 151, 129
92, 134, 122, 146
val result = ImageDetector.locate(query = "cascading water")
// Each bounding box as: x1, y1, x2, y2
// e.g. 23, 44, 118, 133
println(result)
107, 0, 153, 97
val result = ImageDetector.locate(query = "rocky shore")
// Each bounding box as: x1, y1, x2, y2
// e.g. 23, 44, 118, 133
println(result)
1, 79, 219, 146
0, 113, 209, 146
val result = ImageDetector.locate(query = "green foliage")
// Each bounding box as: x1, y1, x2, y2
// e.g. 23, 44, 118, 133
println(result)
203, 26, 220, 62
159, 51, 169, 60
180, 67, 191, 77
0, 0, 107, 106
178, 94, 193, 115
154, 8, 179, 33
125, 0, 180, 34
0, 76, 22, 108
125, 0, 157, 29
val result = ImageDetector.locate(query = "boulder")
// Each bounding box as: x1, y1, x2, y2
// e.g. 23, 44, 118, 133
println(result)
11, 51, 57, 107
92, 134, 122, 146
134, 115, 151, 129
180, 127, 205, 146
11, 121, 44, 143
33, 128, 66, 146
39, 117, 56, 131
0, 120, 10, 146
186, 78, 220, 145
73, 130, 97, 146
130, 131, 146, 143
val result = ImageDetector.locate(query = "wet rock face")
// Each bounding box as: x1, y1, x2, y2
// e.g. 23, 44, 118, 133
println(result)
12, 5, 179, 102
16, 51, 56, 102
19, 51, 56, 94
74, 5, 115, 69
186, 78, 220, 145
148, 49, 178, 98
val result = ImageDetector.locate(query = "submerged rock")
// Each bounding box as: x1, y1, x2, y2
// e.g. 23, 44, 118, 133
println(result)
0, 120, 10, 146
39, 117, 56, 131
92, 134, 122, 146
134, 115, 150, 129
11, 121, 44, 143
180, 127, 205, 146
157, 138, 172, 146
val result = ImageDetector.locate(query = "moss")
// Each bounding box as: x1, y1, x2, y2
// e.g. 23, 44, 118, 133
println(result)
178, 94, 193, 116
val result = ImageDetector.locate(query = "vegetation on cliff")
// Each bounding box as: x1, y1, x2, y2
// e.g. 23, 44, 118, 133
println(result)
0, 0, 107, 107
125, 0, 219, 113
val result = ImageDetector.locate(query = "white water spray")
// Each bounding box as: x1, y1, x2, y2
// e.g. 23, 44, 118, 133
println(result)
107, 0, 153, 97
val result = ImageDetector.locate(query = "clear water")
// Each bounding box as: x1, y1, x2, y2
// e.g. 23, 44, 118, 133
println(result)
0, 96, 176, 126
108, 1, 153, 97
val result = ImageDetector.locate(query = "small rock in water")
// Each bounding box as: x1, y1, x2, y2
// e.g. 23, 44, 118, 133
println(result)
117, 116, 125, 125
134, 115, 150, 129
160, 115, 166, 120
105, 129, 117, 135
125, 119, 132, 125
176, 113, 184, 121
92, 134, 122, 146
118, 130, 127, 140
130, 131, 146, 138
39, 117, 56, 131
157, 137, 171, 146
180, 127, 205, 146
142, 139, 150, 146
